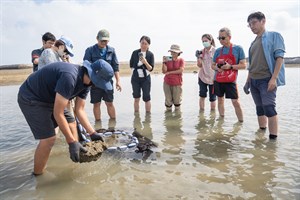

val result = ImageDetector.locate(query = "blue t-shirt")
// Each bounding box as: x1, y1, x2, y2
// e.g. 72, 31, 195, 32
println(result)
213, 44, 246, 64
19, 62, 90, 103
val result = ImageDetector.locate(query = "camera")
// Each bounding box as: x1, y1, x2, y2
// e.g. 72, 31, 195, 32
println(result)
195, 50, 202, 58
163, 56, 172, 61
138, 52, 143, 57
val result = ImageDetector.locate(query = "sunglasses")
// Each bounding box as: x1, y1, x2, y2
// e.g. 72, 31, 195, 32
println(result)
217, 36, 226, 40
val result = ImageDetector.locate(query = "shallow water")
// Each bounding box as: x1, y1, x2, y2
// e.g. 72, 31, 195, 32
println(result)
0, 69, 299, 199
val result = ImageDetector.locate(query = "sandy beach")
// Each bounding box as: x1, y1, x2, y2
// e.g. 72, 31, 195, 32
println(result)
0, 62, 199, 86
1, 62, 298, 86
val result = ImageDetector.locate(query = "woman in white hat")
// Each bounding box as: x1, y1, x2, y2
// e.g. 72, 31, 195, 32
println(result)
38, 36, 74, 70
162, 44, 185, 111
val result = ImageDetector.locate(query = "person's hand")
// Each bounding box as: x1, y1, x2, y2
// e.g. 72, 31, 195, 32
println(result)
267, 77, 277, 91
90, 132, 104, 142
116, 83, 122, 92
68, 142, 87, 162
243, 81, 250, 94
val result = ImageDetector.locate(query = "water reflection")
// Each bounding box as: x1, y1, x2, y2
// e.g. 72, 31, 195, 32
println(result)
133, 112, 153, 140
235, 140, 284, 199
162, 110, 185, 165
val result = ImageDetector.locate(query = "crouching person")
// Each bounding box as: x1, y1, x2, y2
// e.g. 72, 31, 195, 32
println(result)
18, 59, 113, 175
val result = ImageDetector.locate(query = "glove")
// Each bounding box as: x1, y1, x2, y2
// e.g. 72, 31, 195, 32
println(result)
68, 142, 88, 162
90, 132, 104, 142
243, 81, 250, 95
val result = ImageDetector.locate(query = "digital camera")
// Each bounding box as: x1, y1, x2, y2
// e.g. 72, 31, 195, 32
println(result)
195, 50, 203, 58
163, 56, 172, 61
138, 52, 143, 57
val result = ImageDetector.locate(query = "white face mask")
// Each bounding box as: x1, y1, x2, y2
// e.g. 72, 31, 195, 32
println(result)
202, 41, 211, 48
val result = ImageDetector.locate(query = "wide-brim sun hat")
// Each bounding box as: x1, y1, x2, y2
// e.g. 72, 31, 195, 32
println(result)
168, 44, 182, 53
59, 36, 74, 57
83, 59, 114, 91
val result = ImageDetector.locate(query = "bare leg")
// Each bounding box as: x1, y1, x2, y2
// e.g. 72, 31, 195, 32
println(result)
217, 96, 225, 117
145, 100, 151, 113
106, 102, 116, 119
210, 101, 216, 111
33, 136, 56, 175
134, 98, 140, 113
258, 115, 267, 129
199, 97, 205, 111
232, 99, 243, 122
268, 115, 278, 135
93, 102, 101, 121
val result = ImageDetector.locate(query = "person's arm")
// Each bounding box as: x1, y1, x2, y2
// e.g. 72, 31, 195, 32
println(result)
114, 71, 122, 92
268, 57, 284, 91
111, 51, 122, 92
74, 97, 96, 134
141, 52, 154, 71
53, 93, 76, 144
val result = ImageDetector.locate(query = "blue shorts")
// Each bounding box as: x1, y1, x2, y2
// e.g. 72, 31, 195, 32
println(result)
250, 77, 276, 107
131, 75, 151, 102
198, 78, 216, 102
18, 94, 75, 139
213, 81, 238, 99
90, 86, 114, 104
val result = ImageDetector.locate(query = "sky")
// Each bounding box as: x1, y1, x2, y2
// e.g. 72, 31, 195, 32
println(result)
0, 0, 299, 65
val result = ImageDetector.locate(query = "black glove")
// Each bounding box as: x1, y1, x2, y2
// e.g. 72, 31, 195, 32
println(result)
243, 81, 250, 95
68, 142, 87, 162
90, 132, 104, 142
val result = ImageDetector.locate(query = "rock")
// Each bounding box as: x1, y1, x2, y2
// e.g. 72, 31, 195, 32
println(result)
79, 140, 108, 163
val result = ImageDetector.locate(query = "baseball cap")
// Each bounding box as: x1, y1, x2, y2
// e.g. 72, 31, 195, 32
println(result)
83, 59, 114, 91
59, 36, 74, 57
97, 29, 110, 41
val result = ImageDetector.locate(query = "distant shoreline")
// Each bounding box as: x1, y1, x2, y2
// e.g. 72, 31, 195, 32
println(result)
0, 62, 298, 86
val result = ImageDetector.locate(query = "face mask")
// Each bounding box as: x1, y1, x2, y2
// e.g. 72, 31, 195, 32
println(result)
202, 41, 211, 48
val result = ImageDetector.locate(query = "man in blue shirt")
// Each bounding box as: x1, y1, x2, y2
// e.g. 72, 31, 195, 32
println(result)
244, 11, 285, 140
18, 60, 113, 175
212, 27, 246, 122
84, 29, 122, 121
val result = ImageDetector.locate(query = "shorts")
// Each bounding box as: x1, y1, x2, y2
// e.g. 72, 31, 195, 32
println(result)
213, 81, 238, 99
18, 94, 75, 139
90, 86, 114, 104
250, 77, 276, 107
131, 75, 151, 102
198, 78, 216, 102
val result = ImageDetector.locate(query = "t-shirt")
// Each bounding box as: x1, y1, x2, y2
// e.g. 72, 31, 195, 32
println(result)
38, 48, 61, 70
164, 58, 185, 86
31, 48, 43, 72
19, 62, 90, 103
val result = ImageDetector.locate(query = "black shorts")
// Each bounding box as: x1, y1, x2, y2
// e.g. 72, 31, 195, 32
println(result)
131, 76, 151, 102
90, 86, 114, 104
18, 94, 75, 139
213, 81, 238, 99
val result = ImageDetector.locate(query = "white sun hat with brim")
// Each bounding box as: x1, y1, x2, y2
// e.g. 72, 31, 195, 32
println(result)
168, 44, 183, 53
59, 36, 74, 57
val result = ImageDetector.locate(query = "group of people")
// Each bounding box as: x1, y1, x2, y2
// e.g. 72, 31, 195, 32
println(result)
19, 11, 285, 175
